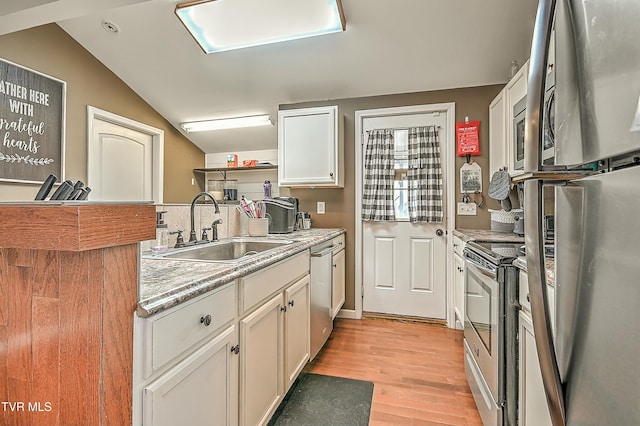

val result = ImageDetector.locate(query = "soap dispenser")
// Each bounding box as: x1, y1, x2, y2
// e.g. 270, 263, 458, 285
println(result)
151, 211, 169, 253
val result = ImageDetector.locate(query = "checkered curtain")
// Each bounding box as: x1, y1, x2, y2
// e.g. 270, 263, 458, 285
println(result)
407, 126, 443, 222
362, 129, 395, 221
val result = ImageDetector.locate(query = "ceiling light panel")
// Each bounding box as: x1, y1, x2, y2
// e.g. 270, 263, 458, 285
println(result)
181, 114, 273, 132
176, 0, 345, 53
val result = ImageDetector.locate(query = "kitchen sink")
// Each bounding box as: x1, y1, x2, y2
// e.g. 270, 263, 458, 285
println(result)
145, 238, 296, 263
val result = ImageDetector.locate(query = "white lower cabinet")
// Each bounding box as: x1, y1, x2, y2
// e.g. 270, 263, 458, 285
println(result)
239, 275, 310, 426
330, 245, 345, 319
518, 312, 552, 426
134, 282, 238, 426
143, 325, 238, 426
453, 253, 465, 329
518, 270, 553, 426
135, 250, 313, 426
284, 276, 311, 389
452, 236, 466, 329
240, 293, 284, 426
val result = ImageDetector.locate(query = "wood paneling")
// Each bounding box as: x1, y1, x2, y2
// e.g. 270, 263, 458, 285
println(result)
31, 296, 60, 426
0, 243, 139, 425
306, 318, 483, 426
101, 244, 137, 425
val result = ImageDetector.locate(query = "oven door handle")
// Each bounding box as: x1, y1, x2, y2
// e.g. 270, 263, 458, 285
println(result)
464, 257, 497, 280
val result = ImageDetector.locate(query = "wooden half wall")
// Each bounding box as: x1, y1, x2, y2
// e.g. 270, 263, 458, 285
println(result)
0, 203, 155, 426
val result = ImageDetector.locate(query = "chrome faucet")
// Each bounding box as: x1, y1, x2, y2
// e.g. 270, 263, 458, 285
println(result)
189, 192, 220, 243
211, 218, 223, 241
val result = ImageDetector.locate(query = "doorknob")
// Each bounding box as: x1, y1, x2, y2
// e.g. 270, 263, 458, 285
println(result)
436, 229, 444, 237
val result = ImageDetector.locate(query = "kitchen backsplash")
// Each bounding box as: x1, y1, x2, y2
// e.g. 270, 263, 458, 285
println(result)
141, 204, 241, 251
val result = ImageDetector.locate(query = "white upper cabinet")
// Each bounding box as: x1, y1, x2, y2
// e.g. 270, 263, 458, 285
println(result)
278, 106, 344, 187
489, 59, 529, 178
489, 88, 508, 178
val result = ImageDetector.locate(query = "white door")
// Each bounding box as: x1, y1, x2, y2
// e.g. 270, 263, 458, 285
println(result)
362, 112, 448, 319
88, 107, 163, 202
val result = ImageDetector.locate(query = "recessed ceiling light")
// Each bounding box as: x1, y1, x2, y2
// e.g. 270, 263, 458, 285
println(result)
101, 20, 120, 34
175, 0, 345, 54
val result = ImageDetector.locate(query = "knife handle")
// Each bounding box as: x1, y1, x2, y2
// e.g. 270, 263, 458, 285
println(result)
76, 187, 91, 200
67, 181, 85, 200
50, 180, 73, 200
34, 174, 58, 200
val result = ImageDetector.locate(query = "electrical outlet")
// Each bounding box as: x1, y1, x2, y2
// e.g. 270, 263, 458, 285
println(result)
317, 201, 326, 214
457, 202, 477, 216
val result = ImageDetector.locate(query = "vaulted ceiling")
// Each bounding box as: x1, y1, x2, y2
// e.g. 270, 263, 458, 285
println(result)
1, 0, 539, 153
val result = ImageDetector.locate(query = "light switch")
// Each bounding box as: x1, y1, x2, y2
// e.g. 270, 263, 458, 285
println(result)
317, 201, 326, 214
457, 202, 477, 216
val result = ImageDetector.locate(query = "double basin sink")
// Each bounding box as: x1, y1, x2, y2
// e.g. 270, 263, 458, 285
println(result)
144, 238, 296, 263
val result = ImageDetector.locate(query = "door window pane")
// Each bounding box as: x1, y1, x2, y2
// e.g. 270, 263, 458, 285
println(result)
394, 129, 409, 219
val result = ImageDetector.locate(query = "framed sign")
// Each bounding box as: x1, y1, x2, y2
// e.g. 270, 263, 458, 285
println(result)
460, 162, 482, 193
0, 58, 66, 184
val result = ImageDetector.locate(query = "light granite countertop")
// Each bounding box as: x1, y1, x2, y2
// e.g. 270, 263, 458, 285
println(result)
454, 228, 555, 286
138, 228, 345, 317
513, 256, 555, 287
453, 228, 525, 243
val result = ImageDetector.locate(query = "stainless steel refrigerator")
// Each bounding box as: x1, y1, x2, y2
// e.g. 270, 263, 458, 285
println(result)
524, 0, 640, 425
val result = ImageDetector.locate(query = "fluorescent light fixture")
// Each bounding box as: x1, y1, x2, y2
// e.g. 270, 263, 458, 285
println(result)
175, 0, 346, 54
181, 114, 273, 132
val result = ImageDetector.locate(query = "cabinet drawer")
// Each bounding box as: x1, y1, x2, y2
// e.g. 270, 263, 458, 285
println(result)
332, 234, 345, 252
239, 250, 310, 315
147, 282, 236, 377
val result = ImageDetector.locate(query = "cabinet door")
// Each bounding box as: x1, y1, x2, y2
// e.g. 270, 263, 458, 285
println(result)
142, 325, 238, 426
284, 275, 310, 390
518, 311, 552, 426
278, 106, 343, 187
331, 248, 345, 319
453, 253, 465, 329
239, 293, 284, 426
489, 89, 508, 177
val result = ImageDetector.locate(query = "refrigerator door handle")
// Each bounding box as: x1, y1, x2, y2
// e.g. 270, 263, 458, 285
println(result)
525, 179, 565, 426
525, 0, 556, 173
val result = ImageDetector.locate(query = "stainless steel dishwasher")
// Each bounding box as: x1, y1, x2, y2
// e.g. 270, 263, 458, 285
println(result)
309, 241, 337, 360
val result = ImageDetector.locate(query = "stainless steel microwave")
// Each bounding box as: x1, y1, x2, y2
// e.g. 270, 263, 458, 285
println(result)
513, 96, 526, 171
514, 74, 555, 172
542, 69, 555, 165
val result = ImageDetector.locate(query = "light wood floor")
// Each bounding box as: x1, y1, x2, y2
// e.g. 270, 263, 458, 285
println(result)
304, 317, 483, 426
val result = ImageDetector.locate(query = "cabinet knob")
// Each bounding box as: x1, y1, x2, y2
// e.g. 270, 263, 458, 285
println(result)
436, 229, 444, 237
329, 172, 334, 177
200, 314, 212, 326
288, 300, 295, 307
230, 345, 240, 355
281, 306, 287, 312
526, 293, 530, 302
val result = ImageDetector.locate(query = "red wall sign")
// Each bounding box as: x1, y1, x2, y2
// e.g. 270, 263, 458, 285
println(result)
456, 120, 481, 156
